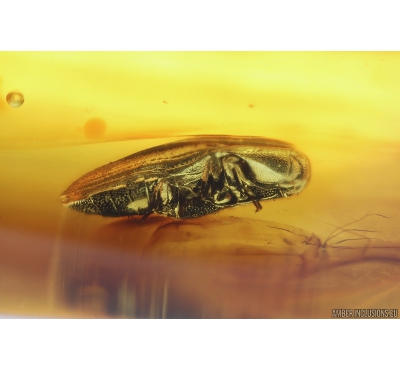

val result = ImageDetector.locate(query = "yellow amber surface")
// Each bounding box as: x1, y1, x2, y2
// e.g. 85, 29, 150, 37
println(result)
1, 52, 400, 318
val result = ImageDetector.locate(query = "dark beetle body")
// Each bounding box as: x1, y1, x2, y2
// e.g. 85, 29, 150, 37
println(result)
60, 136, 311, 219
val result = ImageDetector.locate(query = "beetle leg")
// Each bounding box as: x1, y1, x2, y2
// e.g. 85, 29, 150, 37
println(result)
136, 176, 162, 219
147, 180, 165, 213
146, 177, 183, 218
222, 155, 258, 200
197, 155, 225, 199
240, 183, 264, 213
141, 212, 152, 221
252, 199, 263, 212
221, 154, 270, 213
241, 183, 262, 212
276, 183, 290, 198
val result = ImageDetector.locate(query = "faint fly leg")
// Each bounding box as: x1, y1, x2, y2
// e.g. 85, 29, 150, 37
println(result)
319, 213, 390, 254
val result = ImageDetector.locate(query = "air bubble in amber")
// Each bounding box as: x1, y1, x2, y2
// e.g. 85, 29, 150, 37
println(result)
6, 91, 24, 108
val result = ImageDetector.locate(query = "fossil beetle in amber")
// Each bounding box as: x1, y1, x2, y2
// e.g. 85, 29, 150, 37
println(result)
60, 136, 311, 219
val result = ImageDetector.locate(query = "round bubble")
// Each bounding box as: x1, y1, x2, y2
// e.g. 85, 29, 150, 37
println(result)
6, 92, 24, 108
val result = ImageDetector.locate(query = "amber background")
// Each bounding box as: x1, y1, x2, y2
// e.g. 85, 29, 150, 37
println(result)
1, 52, 400, 318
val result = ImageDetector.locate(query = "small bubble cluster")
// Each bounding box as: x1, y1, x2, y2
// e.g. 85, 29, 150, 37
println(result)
6, 91, 24, 108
